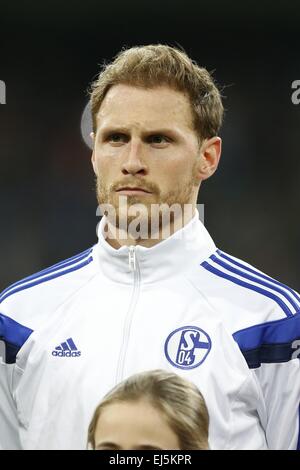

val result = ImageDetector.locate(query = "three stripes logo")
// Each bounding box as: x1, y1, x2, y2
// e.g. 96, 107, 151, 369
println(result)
52, 337, 81, 357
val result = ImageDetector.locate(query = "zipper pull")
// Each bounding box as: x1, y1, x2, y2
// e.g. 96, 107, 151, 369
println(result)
128, 245, 136, 271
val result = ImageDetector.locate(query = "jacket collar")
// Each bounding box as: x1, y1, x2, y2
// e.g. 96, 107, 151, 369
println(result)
94, 209, 216, 284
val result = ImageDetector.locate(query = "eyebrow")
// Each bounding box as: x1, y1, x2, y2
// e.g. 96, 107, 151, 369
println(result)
136, 445, 163, 450
95, 442, 120, 450
95, 442, 164, 450
98, 126, 180, 138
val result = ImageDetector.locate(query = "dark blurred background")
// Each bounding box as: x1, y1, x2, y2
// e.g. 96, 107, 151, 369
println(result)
0, 0, 299, 290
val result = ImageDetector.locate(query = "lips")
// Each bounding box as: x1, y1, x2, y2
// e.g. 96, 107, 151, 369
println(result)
116, 187, 152, 193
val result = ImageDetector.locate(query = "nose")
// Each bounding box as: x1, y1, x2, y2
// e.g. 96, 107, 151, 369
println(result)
121, 139, 147, 176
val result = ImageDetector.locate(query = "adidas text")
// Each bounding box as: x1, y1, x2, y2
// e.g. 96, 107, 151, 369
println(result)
52, 350, 81, 357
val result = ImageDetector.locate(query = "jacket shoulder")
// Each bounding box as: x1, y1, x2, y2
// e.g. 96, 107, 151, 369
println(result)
198, 248, 300, 320
193, 248, 300, 368
0, 246, 96, 325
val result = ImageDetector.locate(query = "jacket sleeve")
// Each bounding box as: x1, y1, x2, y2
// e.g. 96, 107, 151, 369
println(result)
0, 361, 22, 449
233, 308, 300, 450
254, 354, 300, 449
0, 310, 32, 450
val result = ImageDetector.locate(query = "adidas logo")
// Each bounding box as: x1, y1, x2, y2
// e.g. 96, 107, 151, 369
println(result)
52, 338, 81, 357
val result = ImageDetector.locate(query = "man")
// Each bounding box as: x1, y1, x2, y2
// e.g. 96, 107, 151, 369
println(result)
0, 44, 299, 450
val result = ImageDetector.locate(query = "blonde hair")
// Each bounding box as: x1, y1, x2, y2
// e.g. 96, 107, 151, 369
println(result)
89, 44, 224, 142
88, 369, 209, 450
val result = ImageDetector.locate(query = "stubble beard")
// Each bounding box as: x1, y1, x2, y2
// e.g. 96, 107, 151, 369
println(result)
95, 167, 199, 240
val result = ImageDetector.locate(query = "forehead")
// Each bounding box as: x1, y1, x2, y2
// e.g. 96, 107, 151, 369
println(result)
94, 399, 178, 447
96, 84, 194, 131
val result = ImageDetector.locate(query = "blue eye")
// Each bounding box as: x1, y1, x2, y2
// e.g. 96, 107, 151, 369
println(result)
149, 135, 169, 144
108, 133, 127, 142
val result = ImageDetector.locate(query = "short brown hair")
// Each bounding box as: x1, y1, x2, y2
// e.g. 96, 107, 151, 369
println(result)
87, 369, 209, 450
89, 44, 224, 141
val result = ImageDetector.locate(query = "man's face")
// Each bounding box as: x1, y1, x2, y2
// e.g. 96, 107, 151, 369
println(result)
91, 84, 202, 235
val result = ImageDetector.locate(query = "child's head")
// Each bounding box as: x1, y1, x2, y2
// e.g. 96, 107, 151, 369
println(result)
88, 369, 209, 450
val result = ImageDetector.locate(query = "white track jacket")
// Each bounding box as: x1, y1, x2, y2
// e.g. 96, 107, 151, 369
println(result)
0, 211, 300, 449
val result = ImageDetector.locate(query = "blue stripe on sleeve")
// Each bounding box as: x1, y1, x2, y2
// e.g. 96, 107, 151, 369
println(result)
0, 256, 93, 304
0, 248, 93, 299
210, 254, 299, 313
217, 250, 300, 305
201, 261, 293, 317
233, 314, 300, 368
0, 313, 33, 364
233, 314, 300, 349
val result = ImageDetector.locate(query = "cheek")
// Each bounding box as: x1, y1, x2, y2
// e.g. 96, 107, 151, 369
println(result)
162, 159, 192, 183
94, 153, 115, 178
159, 147, 195, 173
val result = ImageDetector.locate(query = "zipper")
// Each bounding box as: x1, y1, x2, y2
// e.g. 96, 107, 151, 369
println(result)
128, 245, 136, 271
115, 245, 141, 384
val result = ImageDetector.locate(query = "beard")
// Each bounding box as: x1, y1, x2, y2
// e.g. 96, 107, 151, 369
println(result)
95, 165, 199, 241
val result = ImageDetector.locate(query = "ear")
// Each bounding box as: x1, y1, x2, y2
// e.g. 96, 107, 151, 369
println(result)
197, 136, 222, 181
90, 132, 97, 174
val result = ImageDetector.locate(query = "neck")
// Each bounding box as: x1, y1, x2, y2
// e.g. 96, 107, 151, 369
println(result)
104, 207, 196, 249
